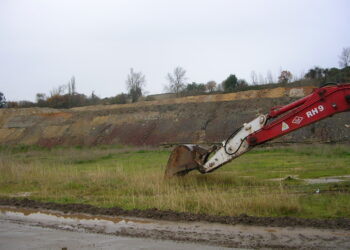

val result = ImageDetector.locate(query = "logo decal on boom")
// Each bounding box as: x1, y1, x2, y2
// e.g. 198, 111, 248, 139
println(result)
292, 116, 303, 125
282, 122, 289, 131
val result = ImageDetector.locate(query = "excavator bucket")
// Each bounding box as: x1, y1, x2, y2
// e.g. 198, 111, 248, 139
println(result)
165, 145, 208, 177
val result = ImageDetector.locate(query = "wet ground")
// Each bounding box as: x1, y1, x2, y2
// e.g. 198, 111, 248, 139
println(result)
1, 204, 350, 249
1, 198, 349, 230
304, 175, 350, 184
0, 220, 226, 250
270, 175, 350, 184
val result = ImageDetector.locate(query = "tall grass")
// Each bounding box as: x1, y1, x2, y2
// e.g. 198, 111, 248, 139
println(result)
0, 144, 349, 218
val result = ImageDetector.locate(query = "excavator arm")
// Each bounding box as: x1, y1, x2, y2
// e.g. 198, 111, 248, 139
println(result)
165, 83, 350, 177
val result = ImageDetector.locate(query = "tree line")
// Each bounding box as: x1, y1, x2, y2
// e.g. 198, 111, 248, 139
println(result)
1, 47, 350, 109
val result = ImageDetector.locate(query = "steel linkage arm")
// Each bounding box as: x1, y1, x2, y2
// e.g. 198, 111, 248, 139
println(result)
247, 84, 350, 146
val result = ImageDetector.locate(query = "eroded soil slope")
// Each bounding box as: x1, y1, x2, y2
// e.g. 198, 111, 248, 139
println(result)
0, 86, 349, 147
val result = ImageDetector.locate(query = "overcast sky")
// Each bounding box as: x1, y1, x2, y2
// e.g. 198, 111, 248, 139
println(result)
1, 0, 349, 101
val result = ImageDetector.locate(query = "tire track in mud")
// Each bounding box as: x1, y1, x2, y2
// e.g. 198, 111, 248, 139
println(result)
1, 198, 349, 230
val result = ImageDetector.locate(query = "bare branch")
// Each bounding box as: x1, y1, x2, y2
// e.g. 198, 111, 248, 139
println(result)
339, 47, 350, 68
166, 66, 187, 95
126, 68, 146, 102
206, 81, 216, 92
266, 70, 274, 84
250, 71, 258, 85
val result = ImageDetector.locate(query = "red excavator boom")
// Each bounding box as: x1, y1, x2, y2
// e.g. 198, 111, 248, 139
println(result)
247, 83, 350, 146
165, 83, 350, 177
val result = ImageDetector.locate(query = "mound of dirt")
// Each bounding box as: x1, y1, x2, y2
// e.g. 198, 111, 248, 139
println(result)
0, 86, 349, 147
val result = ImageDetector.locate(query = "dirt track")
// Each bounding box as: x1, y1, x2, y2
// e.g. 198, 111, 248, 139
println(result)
1, 220, 223, 250
1, 198, 349, 230
1, 200, 350, 249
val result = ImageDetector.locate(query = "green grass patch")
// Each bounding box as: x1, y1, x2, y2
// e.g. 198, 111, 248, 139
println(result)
0, 144, 349, 218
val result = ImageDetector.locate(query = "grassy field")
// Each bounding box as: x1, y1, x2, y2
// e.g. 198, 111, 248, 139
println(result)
0, 144, 349, 218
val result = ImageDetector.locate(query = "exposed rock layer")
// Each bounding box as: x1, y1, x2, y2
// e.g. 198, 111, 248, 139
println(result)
0, 86, 349, 147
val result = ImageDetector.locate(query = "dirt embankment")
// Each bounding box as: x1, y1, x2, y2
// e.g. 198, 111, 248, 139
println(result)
0, 86, 349, 147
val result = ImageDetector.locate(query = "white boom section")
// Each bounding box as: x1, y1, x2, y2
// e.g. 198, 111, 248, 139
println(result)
201, 114, 267, 173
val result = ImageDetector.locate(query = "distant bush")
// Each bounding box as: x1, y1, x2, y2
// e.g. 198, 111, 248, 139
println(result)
114, 93, 128, 104
305, 66, 350, 83
180, 82, 206, 96
278, 70, 293, 84
7, 101, 37, 108
144, 95, 155, 101
222, 74, 238, 92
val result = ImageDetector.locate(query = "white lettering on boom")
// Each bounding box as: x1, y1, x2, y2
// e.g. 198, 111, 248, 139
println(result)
306, 105, 324, 118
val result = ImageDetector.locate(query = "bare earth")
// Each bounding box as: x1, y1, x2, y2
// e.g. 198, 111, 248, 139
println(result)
2, 85, 348, 148
1, 203, 349, 249
0, 220, 227, 250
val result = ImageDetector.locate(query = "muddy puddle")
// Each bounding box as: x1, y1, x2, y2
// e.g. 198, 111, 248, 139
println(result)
1, 205, 350, 249
304, 175, 350, 184
1, 197, 350, 230
270, 175, 350, 184
0, 206, 150, 224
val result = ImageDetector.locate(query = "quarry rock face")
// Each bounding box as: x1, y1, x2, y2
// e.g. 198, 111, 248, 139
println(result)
0, 86, 349, 147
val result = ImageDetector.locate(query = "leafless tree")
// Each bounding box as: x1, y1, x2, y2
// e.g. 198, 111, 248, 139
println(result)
237, 79, 248, 88
216, 82, 224, 92
126, 68, 146, 102
258, 73, 265, 85
250, 71, 258, 85
339, 47, 350, 68
292, 72, 300, 82
67, 76, 76, 95
50, 85, 66, 97
206, 80, 216, 92
166, 66, 187, 95
266, 70, 274, 84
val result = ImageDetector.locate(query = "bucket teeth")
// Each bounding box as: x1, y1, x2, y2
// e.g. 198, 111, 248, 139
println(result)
164, 145, 208, 177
